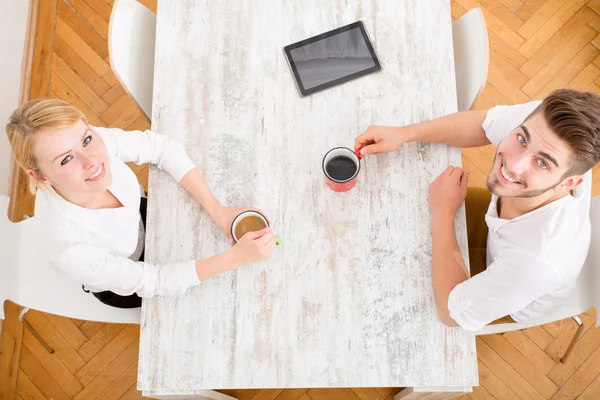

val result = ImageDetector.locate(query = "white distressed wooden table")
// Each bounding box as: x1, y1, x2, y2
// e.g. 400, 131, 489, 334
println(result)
138, 1, 478, 399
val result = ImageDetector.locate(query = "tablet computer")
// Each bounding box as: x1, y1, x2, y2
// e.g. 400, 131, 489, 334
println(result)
283, 21, 382, 96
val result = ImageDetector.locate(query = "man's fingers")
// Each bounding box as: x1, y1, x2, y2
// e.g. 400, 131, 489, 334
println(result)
450, 166, 464, 176
460, 170, 470, 188
359, 141, 386, 155
443, 166, 457, 176
354, 131, 377, 149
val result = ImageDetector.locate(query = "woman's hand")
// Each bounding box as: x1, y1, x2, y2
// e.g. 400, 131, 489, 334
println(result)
195, 227, 276, 281
214, 206, 271, 243
230, 228, 276, 264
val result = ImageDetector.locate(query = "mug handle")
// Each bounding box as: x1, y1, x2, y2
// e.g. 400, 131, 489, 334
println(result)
354, 145, 363, 160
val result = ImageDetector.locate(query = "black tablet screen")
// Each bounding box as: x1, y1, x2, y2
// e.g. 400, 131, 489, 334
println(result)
285, 22, 381, 95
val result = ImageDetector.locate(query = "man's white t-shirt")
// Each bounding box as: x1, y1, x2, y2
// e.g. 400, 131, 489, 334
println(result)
447, 101, 592, 331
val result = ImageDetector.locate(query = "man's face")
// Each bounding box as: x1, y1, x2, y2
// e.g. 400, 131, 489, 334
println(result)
487, 112, 580, 198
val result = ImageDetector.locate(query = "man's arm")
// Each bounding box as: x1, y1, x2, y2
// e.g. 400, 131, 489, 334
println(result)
431, 211, 469, 326
429, 166, 471, 327
404, 110, 490, 148
355, 110, 489, 155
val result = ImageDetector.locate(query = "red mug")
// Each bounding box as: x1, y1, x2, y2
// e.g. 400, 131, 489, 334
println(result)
322, 147, 361, 192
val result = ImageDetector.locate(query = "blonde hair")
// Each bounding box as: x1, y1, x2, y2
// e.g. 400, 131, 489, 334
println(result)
6, 99, 88, 193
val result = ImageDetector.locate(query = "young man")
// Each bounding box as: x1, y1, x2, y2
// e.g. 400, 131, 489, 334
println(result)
355, 89, 600, 331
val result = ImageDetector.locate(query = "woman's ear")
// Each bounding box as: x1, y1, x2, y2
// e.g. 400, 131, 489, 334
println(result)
26, 168, 50, 185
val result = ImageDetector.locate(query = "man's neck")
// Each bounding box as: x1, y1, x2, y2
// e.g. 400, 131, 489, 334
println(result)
499, 191, 570, 219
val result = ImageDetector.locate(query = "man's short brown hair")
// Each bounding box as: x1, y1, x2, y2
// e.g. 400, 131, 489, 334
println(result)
535, 89, 600, 177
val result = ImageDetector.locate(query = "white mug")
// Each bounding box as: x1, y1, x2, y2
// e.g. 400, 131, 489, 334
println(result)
230, 210, 281, 245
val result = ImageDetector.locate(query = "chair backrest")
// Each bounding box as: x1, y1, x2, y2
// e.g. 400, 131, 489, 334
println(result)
477, 194, 600, 335
108, 0, 156, 119
535, 195, 600, 329
452, 8, 489, 112
587, 195, 600, 327
0, 195, 140, 323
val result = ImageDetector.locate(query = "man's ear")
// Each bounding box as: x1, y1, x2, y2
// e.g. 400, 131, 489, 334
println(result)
556, 174, 584, 193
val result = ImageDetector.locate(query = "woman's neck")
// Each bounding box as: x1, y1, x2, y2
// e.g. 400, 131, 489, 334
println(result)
53, 187, 122, 209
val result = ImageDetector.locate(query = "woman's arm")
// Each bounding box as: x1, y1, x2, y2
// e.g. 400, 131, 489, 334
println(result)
54, 229, 276, 297
95, 126, 247, 237
179, 168, 222, 222
54, 244, 203, 297
93, 126, 196, 182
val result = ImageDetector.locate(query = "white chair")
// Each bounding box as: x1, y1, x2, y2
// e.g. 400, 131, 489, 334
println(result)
1, 195, 233, 400
452, 8, 489, 112
476, 196, 600, 362
108, 0, 156, 119
0, 195, 140, 324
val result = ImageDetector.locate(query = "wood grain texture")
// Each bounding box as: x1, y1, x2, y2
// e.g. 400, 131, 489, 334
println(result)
16, 368, 46, 400
0, 301, 25, 399
8, 0, 600, 399
65, 0, 109, 40
55, 15, 111, 77
21, 328, 84, 398
394, 386, 471, 399
518, 5, 597, 78
515, 0, 546, 21
18, 0, 38, 107
7, 0, 52, 222
517, 0, 588, 58
19, 345, 71, 400
22, 310, 86, 375
75, 323, 139, 386
53, 34, 111, 96
57, 0, 108, 59
139, 0, 476, 393
72, 339, 139, 400
479, 335, 557, 398
29, 0, 56, 99
77, 323, 126, 362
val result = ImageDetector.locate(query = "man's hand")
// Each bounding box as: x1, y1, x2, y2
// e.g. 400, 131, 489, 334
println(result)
354, 125, 410, 156
429, 166, 470, 218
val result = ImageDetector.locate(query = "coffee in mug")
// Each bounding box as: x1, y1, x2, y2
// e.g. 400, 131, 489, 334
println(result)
230, 211, 282, 245
322, 147, 361, 192
234, 215, 267, 240
326, 155, 358, 181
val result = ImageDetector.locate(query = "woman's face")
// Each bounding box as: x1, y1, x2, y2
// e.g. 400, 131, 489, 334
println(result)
29, 119, 113, 196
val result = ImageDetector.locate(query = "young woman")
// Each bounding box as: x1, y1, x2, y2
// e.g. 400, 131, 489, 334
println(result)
6, 99, 276, 308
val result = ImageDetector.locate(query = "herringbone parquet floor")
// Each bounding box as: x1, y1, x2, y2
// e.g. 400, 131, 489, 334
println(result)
3, 0, 600, 399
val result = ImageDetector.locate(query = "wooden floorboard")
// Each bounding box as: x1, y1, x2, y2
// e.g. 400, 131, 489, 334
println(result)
0, 302, 24, 399
2, 0, 600, 399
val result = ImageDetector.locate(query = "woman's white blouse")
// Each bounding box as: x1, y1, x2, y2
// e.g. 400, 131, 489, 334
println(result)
34, 127, 200, 297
